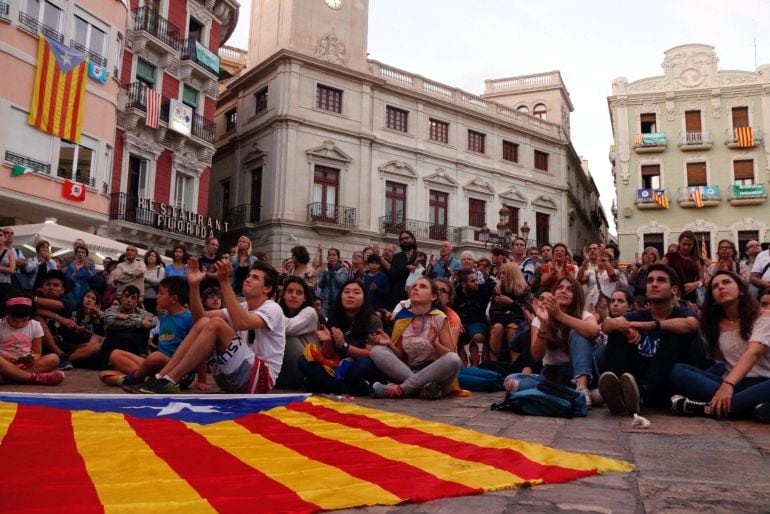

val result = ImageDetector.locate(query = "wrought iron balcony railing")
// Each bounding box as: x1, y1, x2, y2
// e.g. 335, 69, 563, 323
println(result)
379, 215, 461, 242
133, 6, 181, 51
191, 112, 215, 143
678, 130, 713, 146
57, 168, 96, 187
180, 38, 219, 75
676, 185, 720, 203
124, 82, 170, 124
225, 204, 260, 226
19, 11, 63, 42
0, 1, 10, 17
308, 203, 357, 228
69, 39, 107, 67
633, 132, 667, 147
635, 188, 668, 207
4, 151, 50, 174
724, 127, 764, 145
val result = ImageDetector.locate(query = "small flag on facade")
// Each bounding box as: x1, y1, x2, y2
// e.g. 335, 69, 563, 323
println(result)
62, 179, 86, 201
633, 133, 643, 145
690, 187, 704, 208
735, 126, 753, 147
146, 87, 161, 128
653, 189, 669, 209
11, 164, 31, 177
87, 60, 108, 84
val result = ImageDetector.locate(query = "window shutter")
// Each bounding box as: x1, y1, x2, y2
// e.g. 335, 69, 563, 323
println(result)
732, 107, 749, 128
733, 160, 754, 180
136, 59, 156, 85
182, 85, 198, 109
641, 164, 660, 176
684, 110, 701, 132
686, 162, 707, 186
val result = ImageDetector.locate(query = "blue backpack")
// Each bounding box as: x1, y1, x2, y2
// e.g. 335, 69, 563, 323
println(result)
490, 380, 588, 418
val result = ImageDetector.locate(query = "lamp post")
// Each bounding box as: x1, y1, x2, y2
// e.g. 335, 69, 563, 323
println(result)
520, 221, 530, 245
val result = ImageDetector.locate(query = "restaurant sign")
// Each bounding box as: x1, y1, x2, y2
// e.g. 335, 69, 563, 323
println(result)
137, 198, 229, 239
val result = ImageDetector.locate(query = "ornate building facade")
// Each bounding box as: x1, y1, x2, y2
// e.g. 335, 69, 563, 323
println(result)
609, 44, 769, 260
212, 0, 605, 261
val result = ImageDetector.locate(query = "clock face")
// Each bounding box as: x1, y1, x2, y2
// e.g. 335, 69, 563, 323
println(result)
324, 0, 342, 9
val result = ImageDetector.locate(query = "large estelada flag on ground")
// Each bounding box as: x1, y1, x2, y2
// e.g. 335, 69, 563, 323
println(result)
28, 34, 89, 143
0, 394, 633, 513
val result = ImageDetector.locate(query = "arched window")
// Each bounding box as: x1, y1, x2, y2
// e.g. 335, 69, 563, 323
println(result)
516, 105, 529, 113
533, 103, 547, 120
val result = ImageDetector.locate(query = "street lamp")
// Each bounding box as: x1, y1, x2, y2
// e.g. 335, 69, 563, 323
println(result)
520, 222, 530, 244
479, 224, 490, 244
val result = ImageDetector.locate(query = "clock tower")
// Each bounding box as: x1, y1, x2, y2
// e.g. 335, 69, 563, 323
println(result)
248, 0, 369, 71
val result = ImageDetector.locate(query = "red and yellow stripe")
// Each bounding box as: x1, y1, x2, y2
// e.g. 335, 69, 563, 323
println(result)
28, 35, 88, 143
0, 397, 633, 513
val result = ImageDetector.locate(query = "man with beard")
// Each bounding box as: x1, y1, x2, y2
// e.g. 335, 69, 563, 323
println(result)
389, 230, 418, 307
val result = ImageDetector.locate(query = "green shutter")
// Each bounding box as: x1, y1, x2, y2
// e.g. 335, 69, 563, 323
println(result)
136, 59, 155, 86
182, 85, 198, 109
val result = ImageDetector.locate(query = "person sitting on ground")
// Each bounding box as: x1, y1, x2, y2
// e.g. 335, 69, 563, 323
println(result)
57, 289, 105, 368
599, 264, 700, 415
593, 289, 633, 375
201, 286, 223, 310
298, 279, 382, 395
363, 253, 390, 311
0, 292, 63, 385
276, 276, 319, 389
669, 271, 770, 423
454, 268, 494, 366
488, 262, 532, 362
100, 277, 205, 390
101, 286, 158, 363
140, 258, 285, 394
433, 278, 463, 348
760, 288, 770, 310
503, 276, 600, 406
32, 270, 79, 370
369, 277, 462, 399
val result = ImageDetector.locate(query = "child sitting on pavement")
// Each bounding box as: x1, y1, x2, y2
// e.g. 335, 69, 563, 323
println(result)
100, 285, 158, 364
100, 277, 206, 390
0, 292, 63, 385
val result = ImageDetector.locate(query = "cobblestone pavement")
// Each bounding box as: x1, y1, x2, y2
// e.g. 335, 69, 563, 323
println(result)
4, 370, 769, 513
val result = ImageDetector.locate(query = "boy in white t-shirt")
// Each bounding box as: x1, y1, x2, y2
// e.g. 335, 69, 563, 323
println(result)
141, 258, 285, 394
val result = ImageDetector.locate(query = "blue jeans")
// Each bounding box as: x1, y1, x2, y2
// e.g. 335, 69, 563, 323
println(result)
298, 356, 379, 396
506, 330, 597, 389
669, 362, 770, 416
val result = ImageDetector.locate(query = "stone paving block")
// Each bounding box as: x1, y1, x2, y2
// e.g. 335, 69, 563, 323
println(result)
551, 435, 629, 459
517, 481, 641, 513
620, 412, 732, 437
637, 478, 770, 513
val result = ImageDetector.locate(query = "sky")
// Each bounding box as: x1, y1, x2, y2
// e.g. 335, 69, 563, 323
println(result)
226, 0, 770, 235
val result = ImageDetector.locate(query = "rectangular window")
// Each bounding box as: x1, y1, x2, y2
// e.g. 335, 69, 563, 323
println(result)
385, 181, 406, 229
4, 107, 52, 173
733, 159, 754, 186
428, 118, 448, 143
135, 58, 156, 88
468, 198, 485, 228
502, 140, 519, 162
467, 130, 485, 153
255, 87, 268, 114
640, 112, 657, 133
684, 110, 701, 132
72, 15, 107, 66
641, 164, 661, 189
534, 150, 549, 171
174, 173, 195, 211
221, 178, 231, 218
225, 107, 237, 131
23, 1, 63, 40
182, 84, 199, 112
686, 162, 707, 186
102, 144, 112, 193
643, 233, 664, 259
535, 212, 550, 247
428, 190, 448, 240
732, 106, 749, 128
57, 136, 96, 186
737, 231, 759, 258
312, 165, 339, 221
250, 168, 262, 222
506, 206, 520, 237
316, 84, 342, 113
386, 106, 408, 132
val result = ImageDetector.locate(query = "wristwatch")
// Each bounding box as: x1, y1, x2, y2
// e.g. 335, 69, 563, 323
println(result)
341, 341, 350, 354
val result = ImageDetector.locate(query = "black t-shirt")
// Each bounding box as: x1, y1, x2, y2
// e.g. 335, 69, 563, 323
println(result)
622, 305, 697, 358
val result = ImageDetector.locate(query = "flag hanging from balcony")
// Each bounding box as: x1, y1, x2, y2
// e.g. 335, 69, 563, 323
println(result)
690, 187, 704, 208
28, 34, 88, 143
735, 126, 753, 147
633, 134, 643, 145
11, 164, 31, 177
146, 87, 162, 129
62, 179, 86, 202
653, 189, 669, 209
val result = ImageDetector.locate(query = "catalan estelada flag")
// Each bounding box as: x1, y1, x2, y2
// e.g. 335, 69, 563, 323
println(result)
0, 394, 633, 513
690, 186, 704, 208
653, 189, 669, 209
28, 34, 89, 143
735, 126, 753, 147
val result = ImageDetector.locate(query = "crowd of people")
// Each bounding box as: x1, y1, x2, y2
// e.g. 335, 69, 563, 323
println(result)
0, 225, 768, 424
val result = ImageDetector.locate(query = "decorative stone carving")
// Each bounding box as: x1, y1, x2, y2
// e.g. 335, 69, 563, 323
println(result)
611, 77, 628, 95
317, 33, 346, 66
305, 140, 352, 165
719, 72, 758, 86
243, 143, 268, 170
532, 194, 558, 211
423, 169, 458, 189
666, 97, 675, 121
498, 187, 528, 206
681, 219, 717, 233
662, 44, 719, 90
628, 78, 664, 93
378, 160, 417, 180
678, 99, 705, 114
711, 89, 721, 118
462, 178, 495, 197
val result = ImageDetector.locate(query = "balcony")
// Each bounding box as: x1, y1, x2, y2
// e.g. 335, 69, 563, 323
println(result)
180, 38, 219, 76
307, 203, 356, 235
676, 186, 721, 208
224, 203, 260, 227
728, 184, 767, 206
191, 112, 215, 143
379, 215, 461, 243
1, 1, 9, 18
725, 127, 763, 148
635, 188, 669, 210
678, 130, 713, 151
57, 169, 96, 188
633, 133, 667, 153
4, 151, 50, 175
109, 192, 212, 241
130, 6, 181, 57
18, 11, 63, 42
122, 82, 170, 128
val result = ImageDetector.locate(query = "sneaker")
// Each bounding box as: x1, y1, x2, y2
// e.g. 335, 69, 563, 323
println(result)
671, 395, 710, 416
754, 403, 770, 424
577, 387, 592, 408
598, 372, 625, 415
620, 373, 640, 415
419, 382, 444, 400
588, 388, 604, 407
99, 371, 126, 387
30, 370, 65, 385
57, 355, 74, 371
179, 371, 197, 390
371, 382, 403, 399
139, 377, 181, 394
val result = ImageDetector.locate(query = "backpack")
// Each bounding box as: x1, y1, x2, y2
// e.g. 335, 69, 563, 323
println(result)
490, 380, 588, 418
458, 367, 504, 392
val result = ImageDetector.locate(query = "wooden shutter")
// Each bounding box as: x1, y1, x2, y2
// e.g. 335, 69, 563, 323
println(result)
641, 164, 660, 176
733, 160, 754, 180
686, 162, 707, 186
684, 110, 701, 132
732, 107, 749, 128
